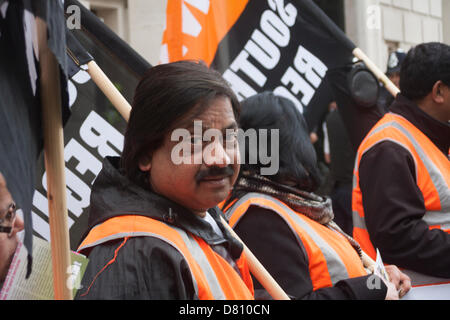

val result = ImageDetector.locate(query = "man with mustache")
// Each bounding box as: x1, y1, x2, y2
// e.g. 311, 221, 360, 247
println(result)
76, 61, 253, 300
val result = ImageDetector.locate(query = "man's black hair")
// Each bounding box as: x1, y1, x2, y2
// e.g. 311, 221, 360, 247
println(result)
121, 60, 240, 189
400, 42, 450, 101
239, 91, 322, 192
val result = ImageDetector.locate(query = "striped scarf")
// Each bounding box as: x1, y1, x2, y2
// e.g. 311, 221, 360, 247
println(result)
231, 172, 363, 260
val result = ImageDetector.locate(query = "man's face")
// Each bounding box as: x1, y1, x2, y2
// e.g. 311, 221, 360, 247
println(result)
0, 177, 23, 283
140, 96, 240, 217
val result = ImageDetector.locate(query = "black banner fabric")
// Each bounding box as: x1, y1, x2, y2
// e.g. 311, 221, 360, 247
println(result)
31, 1, 151, 250
0, 1, 41, 265
210, 0, 354, 131
30, 0, 357, 250
0, 0, 70, 273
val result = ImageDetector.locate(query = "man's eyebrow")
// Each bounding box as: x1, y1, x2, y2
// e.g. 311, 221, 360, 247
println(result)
204, 121, 238, 132
180, 120, 238, 132
224, 122, 238, 131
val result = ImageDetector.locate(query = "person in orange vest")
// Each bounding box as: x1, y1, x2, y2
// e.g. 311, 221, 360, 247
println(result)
220, 92, 410, 300
75, 61, 254, 300
353, 42, 450, 287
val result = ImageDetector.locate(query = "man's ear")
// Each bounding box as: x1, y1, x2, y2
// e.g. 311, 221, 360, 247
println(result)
139, 155, 152, 172
432, 81, 445, 104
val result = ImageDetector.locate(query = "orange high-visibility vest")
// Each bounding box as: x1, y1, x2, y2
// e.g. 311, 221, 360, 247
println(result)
78, 215, 254, 300
223, 193, 367, 291
353, 113, 450, 286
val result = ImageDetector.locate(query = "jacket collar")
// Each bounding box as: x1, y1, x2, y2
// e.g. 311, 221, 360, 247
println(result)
390, 94, 450, 156
86, 157, 242, 255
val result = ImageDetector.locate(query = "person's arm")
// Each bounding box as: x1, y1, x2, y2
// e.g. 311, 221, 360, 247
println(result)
234, 206, 386, 300
76, 237, 195, 300
359, 142, 450, 277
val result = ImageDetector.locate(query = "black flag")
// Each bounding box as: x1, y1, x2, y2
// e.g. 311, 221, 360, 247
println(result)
29, 0, 151, 249
0, 0, 70, 276
162, 0, 356, 132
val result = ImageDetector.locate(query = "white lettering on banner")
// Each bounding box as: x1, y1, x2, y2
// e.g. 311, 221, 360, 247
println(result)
230, 51, 267, 87
293, 46, 327, 89
32, 110, 125, 241
267, 0, 298, 27
32, 190, 49, 218
260, 10, 290, 47
31, 211, 50, 241
223, 69, 257, 101
64, 139, 102, 179
68, 68, 91, 108
222, 1, 327, 112
64, 169, 91, 218
79, 111, 124, 158
245, 29, 280, 70
280, 66, 314, 105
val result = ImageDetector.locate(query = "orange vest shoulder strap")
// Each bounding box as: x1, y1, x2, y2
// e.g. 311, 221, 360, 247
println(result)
78, 215, 254, 300
225, 193, 367, 289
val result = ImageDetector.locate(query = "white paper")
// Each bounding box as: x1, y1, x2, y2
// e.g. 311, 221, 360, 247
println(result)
402, 284, 450, 300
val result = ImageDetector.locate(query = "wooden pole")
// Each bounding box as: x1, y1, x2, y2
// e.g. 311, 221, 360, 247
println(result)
84, 62, 290, 299
220, 217, 290, 300
86, 61, 131, 122
353, 48, 400, 97
36, 17, 72, 300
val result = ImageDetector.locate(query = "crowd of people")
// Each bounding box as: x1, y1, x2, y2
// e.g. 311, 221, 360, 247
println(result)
0, 42, 449, 300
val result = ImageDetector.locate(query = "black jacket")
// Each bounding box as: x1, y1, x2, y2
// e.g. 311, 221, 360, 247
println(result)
75, 157, 245, 300
359, 95, 450, 277
233, 195, 388, 300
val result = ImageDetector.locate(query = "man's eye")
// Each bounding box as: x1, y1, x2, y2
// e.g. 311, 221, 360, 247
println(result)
225, 131, 238, 142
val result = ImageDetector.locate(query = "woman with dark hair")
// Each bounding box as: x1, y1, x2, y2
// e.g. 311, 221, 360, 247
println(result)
221, 92, 410, 300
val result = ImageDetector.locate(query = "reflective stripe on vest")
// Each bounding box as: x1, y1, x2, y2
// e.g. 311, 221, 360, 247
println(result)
225, 193, 367, 290
352, 113, 450, 286
78, 215, 253, 300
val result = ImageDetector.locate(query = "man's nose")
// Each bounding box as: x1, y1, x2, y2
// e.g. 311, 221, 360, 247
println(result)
13, 214, 24, 234
203, 140, 231, 168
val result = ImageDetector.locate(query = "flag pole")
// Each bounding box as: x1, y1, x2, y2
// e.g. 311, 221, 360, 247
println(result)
352, 48, 400, 97
297, 1, 400, 97
86, 61, 131, 122
36, 17, 73, 300
220, 217, 291, 300
84, 61, 291, 300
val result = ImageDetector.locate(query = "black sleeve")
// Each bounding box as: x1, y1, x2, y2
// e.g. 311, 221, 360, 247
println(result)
234, 206, 386, 300
75, 237, 195, 300
359, 141, 450, 277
